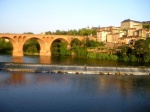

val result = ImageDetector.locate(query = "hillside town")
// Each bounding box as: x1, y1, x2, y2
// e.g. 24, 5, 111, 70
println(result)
94, 19, 150, 44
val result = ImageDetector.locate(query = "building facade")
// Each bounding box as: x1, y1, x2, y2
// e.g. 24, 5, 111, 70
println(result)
121, 19, 142, 30
96, 26, 120, 42
107, 33, 119, 43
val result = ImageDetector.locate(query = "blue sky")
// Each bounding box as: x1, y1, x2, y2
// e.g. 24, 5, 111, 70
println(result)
0, 0, 150, 34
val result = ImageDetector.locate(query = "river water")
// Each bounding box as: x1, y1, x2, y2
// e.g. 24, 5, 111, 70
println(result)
0, 55, 150, 67
0, 55, 150, 112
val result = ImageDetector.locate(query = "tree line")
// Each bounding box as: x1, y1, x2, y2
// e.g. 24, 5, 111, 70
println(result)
45, 28, 97, 36
0, 39, 12, 54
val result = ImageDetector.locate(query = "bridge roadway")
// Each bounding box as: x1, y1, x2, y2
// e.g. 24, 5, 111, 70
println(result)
0, 33, 85, 56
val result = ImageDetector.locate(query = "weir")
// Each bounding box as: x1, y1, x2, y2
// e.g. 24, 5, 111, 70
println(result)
0, 62, 150, 75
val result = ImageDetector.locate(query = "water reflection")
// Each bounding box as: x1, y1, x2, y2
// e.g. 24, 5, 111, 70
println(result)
7, 72, 25, 85
13, 56, 23, 63
39, 56, 51, 64
12, 56, 52, 64
1, 72, 150, 97
0, 72, 150, 112
0, 55, 150, 66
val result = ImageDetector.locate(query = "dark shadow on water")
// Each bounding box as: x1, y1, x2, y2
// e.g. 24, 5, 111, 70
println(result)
0, 55, 150, 67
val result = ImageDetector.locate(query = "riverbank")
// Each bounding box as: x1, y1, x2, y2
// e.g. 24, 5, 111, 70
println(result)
0, 62, 150, 75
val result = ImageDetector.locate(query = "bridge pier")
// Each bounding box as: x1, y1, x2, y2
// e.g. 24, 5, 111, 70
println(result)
40, 50, 51, 56
13, 50, 23, 57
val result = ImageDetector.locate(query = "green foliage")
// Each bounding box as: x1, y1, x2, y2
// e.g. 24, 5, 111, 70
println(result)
109, 54, 119, 61
73, 47, 87, 57
143, 53, 150, 63
98, 54, 109, 60
92, 29, 97, 36
97, 53, 105, 59
70, 38, 87, 57
134, 38, 150, 62
52, 41, 70, 56
25, 45, 38, 54
123, 55, 130, 61
117, 37, 150, 62
78, 28, 95, 36
48, 28, 96, 36
129, 55, 137, 61
86, 40, 104, 47
117, 45, 128, 56
59, 42, 70, 56
87, 53, 118, 60
23, 39, 40, 54
23, 32, 33, 34
71, 38, 82, 47
87, 52, 97, 59
0, 38, 13, 54
45, 31, 52, 35
143, 25, 150, 29
67, 29, 78, 35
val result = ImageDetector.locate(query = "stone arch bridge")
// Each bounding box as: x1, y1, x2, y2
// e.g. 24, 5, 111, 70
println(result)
0, 34, 85, 56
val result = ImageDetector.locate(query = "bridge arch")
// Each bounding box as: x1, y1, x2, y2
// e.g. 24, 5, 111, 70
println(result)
0, 36, 18, 47
49, 37, 70, 48
0, 36, 20, 56
49, 37, 71, 56
23, 37, 51, 56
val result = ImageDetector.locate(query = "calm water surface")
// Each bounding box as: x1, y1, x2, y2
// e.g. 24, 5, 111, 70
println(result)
0, 55, 150, 66
0, 72, 150, 112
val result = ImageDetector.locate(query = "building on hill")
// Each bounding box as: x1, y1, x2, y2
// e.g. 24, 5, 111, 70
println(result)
127, 28, 136, 36
94, 19, 150, 44
121, 19, 142, 30
96, 26, 120, 42
106, 33, 119, 43
138, 29, 150, 38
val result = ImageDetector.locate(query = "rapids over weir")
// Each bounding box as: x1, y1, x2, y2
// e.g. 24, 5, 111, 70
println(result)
0, 62, 150, 75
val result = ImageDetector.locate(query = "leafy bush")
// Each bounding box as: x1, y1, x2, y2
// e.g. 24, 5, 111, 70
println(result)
129, 55, 137, 61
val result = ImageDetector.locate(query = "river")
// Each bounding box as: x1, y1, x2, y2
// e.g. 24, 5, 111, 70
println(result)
0, 55, 150, 67
0, 55, 150, 112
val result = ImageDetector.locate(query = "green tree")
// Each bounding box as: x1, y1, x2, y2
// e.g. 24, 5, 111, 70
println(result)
23, 39, 40, 55
59, 42, 70, 56
85, 29, 92, 36
92, 29, 97, 36
55, 30, 61, 35
23, 32, 33, 34
143, 25, 150, 29
70, 38, 87, 57
67, 29, 78, 35
78, 28, 93, 36
129, 55, 137, 61
87, 52, 97, 59
78, 28, 86, 36
71, 38, 82, 47
86, 40, 104, 47
25, 45, 38, 54
0, 38, 13, 54
51, 41, 70, 56
45, 31, 52, 35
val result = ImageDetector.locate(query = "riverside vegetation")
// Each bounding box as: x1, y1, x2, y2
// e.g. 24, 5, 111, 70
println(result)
0, 36, 150, 63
